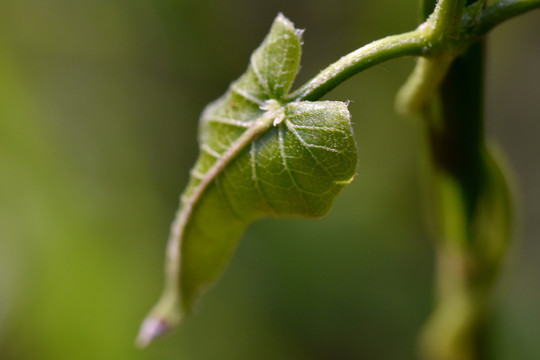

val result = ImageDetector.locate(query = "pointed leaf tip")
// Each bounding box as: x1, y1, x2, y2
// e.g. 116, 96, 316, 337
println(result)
136, 317, 172, 348
250, 12, 302, 99
276, 12, 292, 25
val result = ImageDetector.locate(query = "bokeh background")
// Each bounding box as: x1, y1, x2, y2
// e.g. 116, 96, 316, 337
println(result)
1, 0, 539, 359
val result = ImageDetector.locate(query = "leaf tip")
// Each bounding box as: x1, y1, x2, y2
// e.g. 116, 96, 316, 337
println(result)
334, 175, 356, 186
135, 316, 173, 348
274, 12, 303, 40
275, 12, 291, 24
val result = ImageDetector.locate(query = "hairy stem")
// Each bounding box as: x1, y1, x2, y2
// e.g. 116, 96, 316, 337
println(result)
287, 30, 427, 102
291, 0, 539, 105
429, 0, 467, 39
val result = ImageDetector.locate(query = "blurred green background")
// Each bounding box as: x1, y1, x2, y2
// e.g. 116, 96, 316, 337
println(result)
1, 0, 539, 359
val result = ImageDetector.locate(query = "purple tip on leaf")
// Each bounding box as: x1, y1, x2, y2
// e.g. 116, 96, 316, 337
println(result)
135, 317, 171, 348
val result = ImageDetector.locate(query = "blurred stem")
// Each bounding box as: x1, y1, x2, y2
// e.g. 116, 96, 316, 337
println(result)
402, 1, 514, 360
418, 40, 489, 360
396, 55, 455, 115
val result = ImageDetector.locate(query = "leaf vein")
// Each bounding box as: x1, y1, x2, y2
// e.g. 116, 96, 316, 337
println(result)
250, 141, 279, 215
284, 120, 334, 176
278, 125, 310, 210
231, 84, 264, 105
285, 121, 341, 153
207, 116, 251, 128
201, 144, 222, 159
190, 168, 205, 180
271, 40, 294, 94
287, 123, 347, 135
214, 177, 244, 221
250, 56, 271, 95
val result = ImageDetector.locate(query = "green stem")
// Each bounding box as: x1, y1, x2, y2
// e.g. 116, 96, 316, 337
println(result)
474, 0, 540, 36
290, 0, 539, 105
396, 0, 468, 116
288, 0, 467, 104
287, 30, 427, 102
396, 55, 454, 115
429, 0, 467, 39
412, 2, 513, 360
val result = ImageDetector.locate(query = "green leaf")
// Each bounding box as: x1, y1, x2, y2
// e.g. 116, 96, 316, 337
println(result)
137, 13, 357, 347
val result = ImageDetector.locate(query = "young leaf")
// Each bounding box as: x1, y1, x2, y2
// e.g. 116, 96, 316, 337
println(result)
137, 14, 358, 347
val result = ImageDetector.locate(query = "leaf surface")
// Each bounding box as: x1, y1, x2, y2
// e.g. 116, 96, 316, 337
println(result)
137, 14, 358, 346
